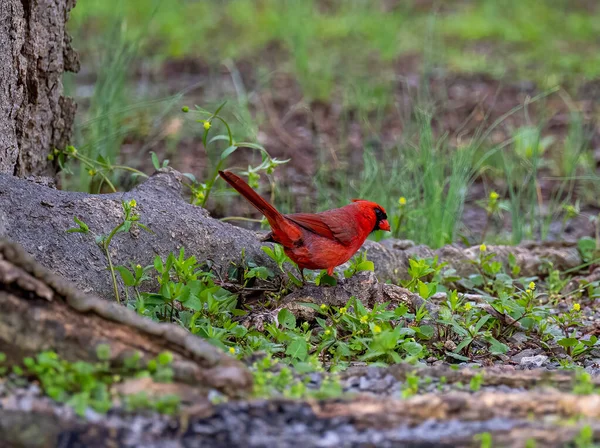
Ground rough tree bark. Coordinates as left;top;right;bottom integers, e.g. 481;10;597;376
0;238;252;395
0;0;78;176
0;240;252;395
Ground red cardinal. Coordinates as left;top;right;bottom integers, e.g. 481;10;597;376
219;170;390;280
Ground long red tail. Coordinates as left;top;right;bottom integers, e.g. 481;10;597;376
218;170;283;222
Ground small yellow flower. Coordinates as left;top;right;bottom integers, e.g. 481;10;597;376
489;191;499;200
573;303;581;312
228;347;235;355
339;307;347;315
529;281;536;291
320;304;328;311
373;325;382;334
203;120;211;130
399;197;407;206
526;289;532;295
136;264;141;269
360;315;369;324
479;244;487;252
464;303;472;311
129;199;137;208
324;329;331;336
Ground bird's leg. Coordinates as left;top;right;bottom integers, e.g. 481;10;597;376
300;268;305;286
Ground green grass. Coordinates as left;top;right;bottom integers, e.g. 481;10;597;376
71;0;600;100
309;109;484;248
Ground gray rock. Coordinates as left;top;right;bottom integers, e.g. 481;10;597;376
520;355;548;368
508;332;528;345
511;348;542;363
317;431;341;447
359;376;372;391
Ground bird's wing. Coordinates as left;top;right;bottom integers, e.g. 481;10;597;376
287;211;356;246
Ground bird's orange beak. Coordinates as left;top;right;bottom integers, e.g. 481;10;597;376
379;219;391;232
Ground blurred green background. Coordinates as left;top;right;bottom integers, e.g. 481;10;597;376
64;0;600;247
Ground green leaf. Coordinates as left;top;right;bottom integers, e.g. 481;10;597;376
418;281;429;298
236;141;268;153
286;338;308;361
208;134;231;144
137;223;154;234
293;362;316;374
354;298;368;316
157;351;173;365
150;151;160;170
415;325;435;339
121;221;132;233
115;265;136;286
298;302;323;311
449;321;470;337
221;145;238;160
578;237;597;262
67;216;90;233
154;256;164;273
558;337;579;348
454;337;473;354
316;273;337;286
184;294;203;311
229;325;248;338
287;271;303;287
474;315;491;333
445;351;470;362
177;285;191;303
246;266;273;280
397;327;416;337
356;260;375;272
394;304;409;317
278;309;296;329
159;282;172;300
73;216;89;232
486;337;509;355
183;173;197;182
213;100;227;116
95;344;111;361
403;341;424;356
469;274;484;287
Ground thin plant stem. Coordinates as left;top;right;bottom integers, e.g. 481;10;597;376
102;223;124;304
103;244;121;304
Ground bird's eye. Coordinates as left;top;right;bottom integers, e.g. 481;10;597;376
375;208;387;220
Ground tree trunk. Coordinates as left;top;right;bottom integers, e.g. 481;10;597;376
0;0;79;177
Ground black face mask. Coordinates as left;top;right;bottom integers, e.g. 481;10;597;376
373;208;388;232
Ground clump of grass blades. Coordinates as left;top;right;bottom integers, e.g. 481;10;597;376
70;17;141;192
